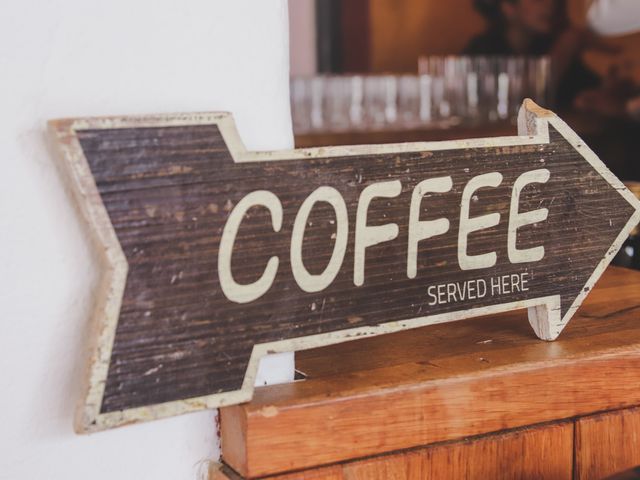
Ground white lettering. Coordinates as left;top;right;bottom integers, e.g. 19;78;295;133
407;176;452;279
508;168;550;263
354;180;402;286
427;285;438;306
291;186;349;293
459;172;503;270
218;191;282;303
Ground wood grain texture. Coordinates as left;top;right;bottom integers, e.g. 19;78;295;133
48;101;640;431
220;267;640;477
576;407;640;480
215;422;572;479
341;422;573;480
211;463;343;480
263;466;343;480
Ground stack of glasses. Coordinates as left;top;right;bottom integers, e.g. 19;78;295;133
290;55;551;134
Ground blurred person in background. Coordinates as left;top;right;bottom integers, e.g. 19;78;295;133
465;0;614;109
575;0;640;120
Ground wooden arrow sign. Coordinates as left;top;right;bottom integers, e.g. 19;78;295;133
50;100;640;432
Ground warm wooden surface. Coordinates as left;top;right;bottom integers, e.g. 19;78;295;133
220;266;640;477
215;422;573;479
576;406;640;480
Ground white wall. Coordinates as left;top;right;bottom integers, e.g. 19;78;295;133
289;0;317;75
0;1;291;478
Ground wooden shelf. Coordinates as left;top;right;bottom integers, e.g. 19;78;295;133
219;267;640;478
294;111;606;148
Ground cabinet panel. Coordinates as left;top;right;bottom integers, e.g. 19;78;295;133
341;422;573;480
214;422;574;480
576;407;640;480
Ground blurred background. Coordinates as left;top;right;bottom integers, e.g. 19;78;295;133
287;0;640;185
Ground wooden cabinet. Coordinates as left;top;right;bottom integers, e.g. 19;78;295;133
576;407;640;480
213;267;640;479
217;422;571;480
340;423;573;480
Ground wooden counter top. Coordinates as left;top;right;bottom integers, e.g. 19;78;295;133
220;266;640;478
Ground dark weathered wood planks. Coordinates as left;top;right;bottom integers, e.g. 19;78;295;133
49;101;640;431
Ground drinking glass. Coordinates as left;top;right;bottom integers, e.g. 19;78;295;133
309;76;325;130
323;76;351;131
290;77;312;133
397;75;421;128
364;75;398;128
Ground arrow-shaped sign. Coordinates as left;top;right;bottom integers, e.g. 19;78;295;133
50;100;640;432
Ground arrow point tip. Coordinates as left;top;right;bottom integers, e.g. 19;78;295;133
521;99;555;118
